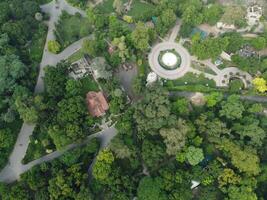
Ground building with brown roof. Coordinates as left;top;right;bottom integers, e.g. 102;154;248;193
86;91;109;117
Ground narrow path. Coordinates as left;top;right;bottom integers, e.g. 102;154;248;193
0;0;91;183
170;91;267;103
168;20;181;42
191;56;221;75
188;68;217;80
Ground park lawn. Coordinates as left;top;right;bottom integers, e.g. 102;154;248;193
29;24;48;63
97;0;128;14
55;11;92;49
167;85;222;93
165;72;221;92
127;0;155;19
169;72;217;87
68;49;84;63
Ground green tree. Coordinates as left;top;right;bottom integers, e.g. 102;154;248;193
0;128;13;149
219;95;244;120
233;121;265;147
172;98;190;116
160;119;189;155
82;38;97;56
156;9;177;36
226;185;257;200
57;96;87;124
185;146;204;166
0;54;27;94
217;139;261;176
192;37;229;60
137;177;167;200
180;0;203;26
131;22;150;52
250;37;266;50
142;140;165;169
44;63;68;98
205;92;223;107
134;87;171;138
203;4;223;25
93;149;114;182
222;32;244;53
47;40;61;54
111;36;129;62
65;79;82;97
217;168;241;188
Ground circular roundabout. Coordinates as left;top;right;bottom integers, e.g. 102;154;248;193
149;42;191;80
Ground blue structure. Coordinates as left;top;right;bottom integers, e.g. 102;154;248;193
152;16;157;24
190;28;208;39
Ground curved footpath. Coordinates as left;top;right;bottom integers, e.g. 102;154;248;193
0;0;117;183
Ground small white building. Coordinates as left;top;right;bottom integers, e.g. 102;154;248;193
146;72;158;86
191;180;200;189
246;4;262;26
216;22;235;30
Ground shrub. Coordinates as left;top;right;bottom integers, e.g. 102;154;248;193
48;40;61;54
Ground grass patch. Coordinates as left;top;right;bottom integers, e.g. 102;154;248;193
97;0;127;14
68;49;84;63
55;11;92;49
165;72;220;93
29;24;48;63
96;0;114;13
127;0;155;19
191;61;217;75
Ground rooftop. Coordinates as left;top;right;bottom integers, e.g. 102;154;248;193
86;91;109;117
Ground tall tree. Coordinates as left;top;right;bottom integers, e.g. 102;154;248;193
131;22;150;52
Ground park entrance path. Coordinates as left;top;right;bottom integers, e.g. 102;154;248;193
0;0;117;184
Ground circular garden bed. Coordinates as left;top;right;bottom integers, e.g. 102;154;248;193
158;49;181;70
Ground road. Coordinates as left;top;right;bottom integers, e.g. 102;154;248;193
0;0;96;184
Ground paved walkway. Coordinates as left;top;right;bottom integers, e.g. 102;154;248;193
0;0;95;183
